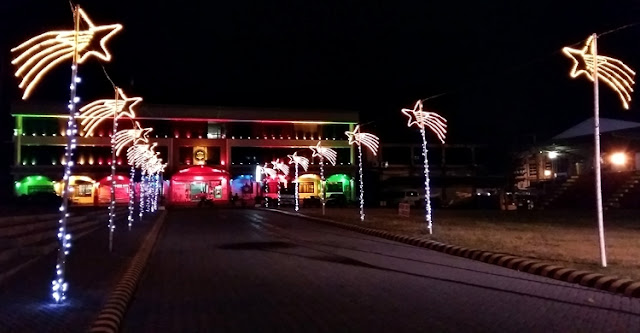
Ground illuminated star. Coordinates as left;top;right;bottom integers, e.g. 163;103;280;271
345;125;380;155
288;152;310;172
80;88;143;137
114;122;152;156
401;100;447;143
310;142;337;166
563;35;635;109
271;159;290;176
11;8;123;99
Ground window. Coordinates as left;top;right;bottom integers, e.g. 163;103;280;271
76;184;93;197
299;182;315;193
207;122;222;139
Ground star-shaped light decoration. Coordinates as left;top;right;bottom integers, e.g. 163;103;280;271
11;8;123;99
261;164;278;179
287;152;310;172
310;142;337;166
401;100;448;143
563;35;636;109
272;159;290;176
127;143;158;169
345;125;379;155
114;122;152;156
80;88;142;137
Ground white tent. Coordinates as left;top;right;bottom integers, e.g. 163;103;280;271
553;117;640;140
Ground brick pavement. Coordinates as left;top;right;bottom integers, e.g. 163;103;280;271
0;210;159;333
123;208;640;332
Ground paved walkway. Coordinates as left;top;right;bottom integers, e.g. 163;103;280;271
123;208;640;332
0;211;156;333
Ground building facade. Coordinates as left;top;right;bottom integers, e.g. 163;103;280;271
11;102;359;202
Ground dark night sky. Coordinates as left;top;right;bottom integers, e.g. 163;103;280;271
2;0;640;147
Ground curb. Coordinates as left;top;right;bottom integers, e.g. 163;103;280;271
265;209;640;298
88;211;168;333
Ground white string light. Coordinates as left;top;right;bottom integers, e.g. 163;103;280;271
288;152;309;211
261;164;277;208
345;125;380;221
401;100;447;234
271;159;290;207
310;142;337;215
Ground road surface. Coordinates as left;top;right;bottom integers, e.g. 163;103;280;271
123;208;640;332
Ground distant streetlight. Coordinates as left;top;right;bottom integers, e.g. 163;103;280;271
548;151;559;159
610;152;627;166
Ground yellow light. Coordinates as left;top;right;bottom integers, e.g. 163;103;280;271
563;35;636;109
80;88;142;137
610;152;627;166
345;125;380;156
401;100;447;143
544;170;552;177
11;8;123;100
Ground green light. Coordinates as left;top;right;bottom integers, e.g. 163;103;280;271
15;182;21;188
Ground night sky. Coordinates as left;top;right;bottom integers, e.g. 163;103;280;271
2;0;640;147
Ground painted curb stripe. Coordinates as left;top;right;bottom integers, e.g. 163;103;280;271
88;211;167;333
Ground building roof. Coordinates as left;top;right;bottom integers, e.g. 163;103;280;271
553;117;640;140
11;102;359;124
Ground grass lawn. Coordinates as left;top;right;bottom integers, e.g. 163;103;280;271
285;206;640;281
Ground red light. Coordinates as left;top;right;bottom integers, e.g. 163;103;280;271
221;160;226;166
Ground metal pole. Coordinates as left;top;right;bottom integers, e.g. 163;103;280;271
592;33;607;267
108;88;118;252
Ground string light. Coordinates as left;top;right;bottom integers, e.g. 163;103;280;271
261;164;277;208
271;159;290;207
79;88;142;137
10;8;122;100
345;125;380;221
287;152;309;211
310;142;337;215
563;35;636;109
402;100;448;234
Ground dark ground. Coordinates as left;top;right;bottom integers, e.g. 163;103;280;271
123;208;640;332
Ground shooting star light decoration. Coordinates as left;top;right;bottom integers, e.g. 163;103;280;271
562;34;635;268
272;159;290;207
402;100;448;234
80;88;142;137
345;125;379;221
116;122;152;230
11;8;122;99
12;5;123;303
114;122;152;156
288;152;310;211
261;164;277;208
562;35;635;109
310;142;337;215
